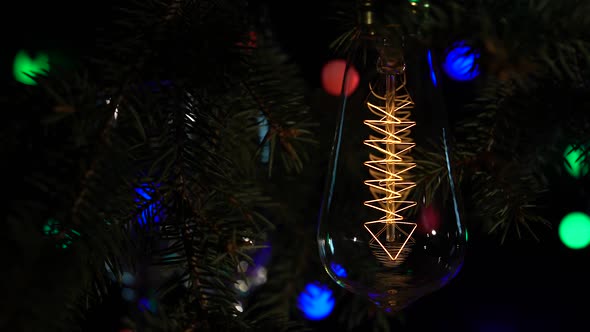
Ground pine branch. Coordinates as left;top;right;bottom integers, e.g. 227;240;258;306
241;40;317;177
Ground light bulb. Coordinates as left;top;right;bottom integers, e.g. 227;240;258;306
317;24;467;313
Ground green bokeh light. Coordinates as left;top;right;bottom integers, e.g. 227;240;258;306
559;212;590;250
42;218;80;249
43;218;61;236
13;49;50;85
564;144;589;179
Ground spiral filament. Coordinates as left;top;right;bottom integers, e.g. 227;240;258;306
363;72;417;265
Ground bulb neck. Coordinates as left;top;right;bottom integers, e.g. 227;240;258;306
358;0;376;37
376;35;405;75
357;0;406;74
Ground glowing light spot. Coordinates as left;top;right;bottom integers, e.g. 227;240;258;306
297;282;335;320
43;219;61;236
252;267;267;286
321;59;360;96
13;49;50;85
135;184;163;225
442;41;480;81
138;297;157;313
564;144;588;179
235;280;249;292
559;211;590;249
42;218;79;249
330;262;347;277
427;50;438;87
328;235;334;254
235;302;244;312
418;205;441;234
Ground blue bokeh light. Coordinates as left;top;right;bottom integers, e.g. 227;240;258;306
134;184;163;225
442;42;480;81
330;262;347;278
427;50;438;87
297;282;335;320
138;297;157;313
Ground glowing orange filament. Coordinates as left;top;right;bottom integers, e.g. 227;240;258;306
363;72;417;262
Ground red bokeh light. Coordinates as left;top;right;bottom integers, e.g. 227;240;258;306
237;31;257;53
321;59;360;97
417;205;442;234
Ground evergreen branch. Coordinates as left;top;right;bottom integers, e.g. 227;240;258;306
241;40;317;177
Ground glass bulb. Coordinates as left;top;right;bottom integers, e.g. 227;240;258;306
317;30;467;313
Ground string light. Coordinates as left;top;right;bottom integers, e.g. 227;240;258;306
363;72;417;265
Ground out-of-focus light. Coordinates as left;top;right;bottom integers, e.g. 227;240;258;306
321;59;360;97
330;262;347;278
559;211;590;249
235;279;249;293
138;297;157;313
564;144;588;179
250;266;268;286
427;50;438;87
442;41;480;81
258;113;270;163
135;184;163;225
13;49;49;85
122;272;135;285
297;282;335;320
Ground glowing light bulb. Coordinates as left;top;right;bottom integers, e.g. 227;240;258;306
318;23;466;314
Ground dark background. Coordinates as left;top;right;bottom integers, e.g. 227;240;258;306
2;1;589;331
267;2;590;331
